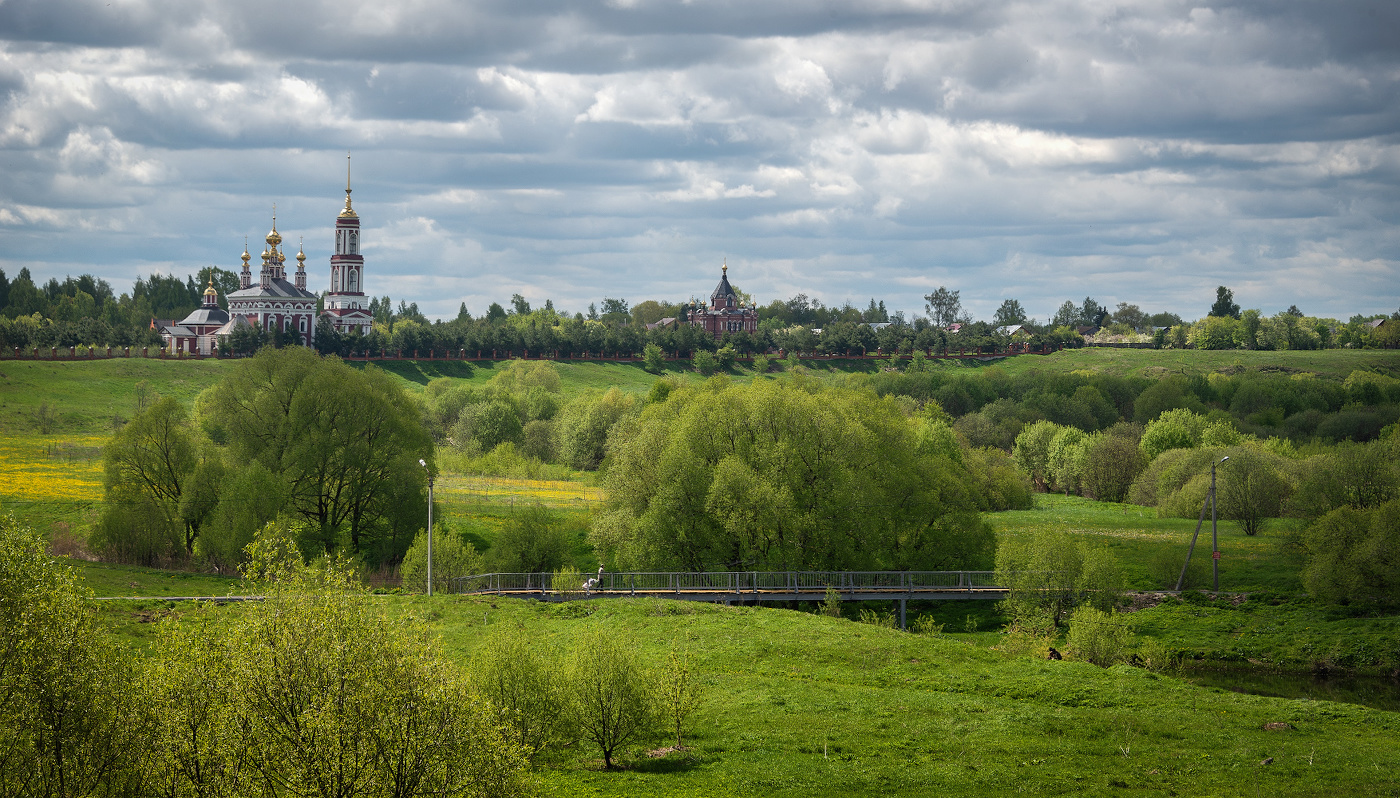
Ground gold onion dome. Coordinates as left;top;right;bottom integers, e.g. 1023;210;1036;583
296;246;306;264
203;276;217;298
266;228;282;247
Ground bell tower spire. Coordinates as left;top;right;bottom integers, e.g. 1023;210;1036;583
326;153;368;336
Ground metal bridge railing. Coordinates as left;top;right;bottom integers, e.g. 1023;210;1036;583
447;570;1001;596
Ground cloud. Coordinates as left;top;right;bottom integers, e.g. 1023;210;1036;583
0;0;1396;321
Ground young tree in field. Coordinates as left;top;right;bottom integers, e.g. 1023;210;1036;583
659;641;704;749
923;286;962;328
1216;451;1291;536
567;629;655;769
471;629;568;762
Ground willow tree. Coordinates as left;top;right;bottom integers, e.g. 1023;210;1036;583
593;376;994;571
201;347;432;564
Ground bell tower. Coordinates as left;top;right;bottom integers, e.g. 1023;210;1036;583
328;153;365;308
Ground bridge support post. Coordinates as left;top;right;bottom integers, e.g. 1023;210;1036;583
899;599;907;631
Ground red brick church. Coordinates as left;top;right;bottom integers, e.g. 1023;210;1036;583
688;262;758;340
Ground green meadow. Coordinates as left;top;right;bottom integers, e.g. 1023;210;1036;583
85;591;1400;797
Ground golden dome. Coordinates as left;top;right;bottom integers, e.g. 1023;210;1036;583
203;276;217;298
266;228;282;247
296;246;306;264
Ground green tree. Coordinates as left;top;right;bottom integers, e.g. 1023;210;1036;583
400;530;484;594
1216;450;1291;536
567;628;655;769
642;343;665;374
94;396;208;562
923;286;962;328
556;388;640;471
151;523;526;798
996;530;1123;627
660;641;703;748
201;460;285;573
992;298;1027;328
0;516;145;796
1081;431;1145;503
1300;501;1400;607
1209;285;1241;319
455;400;524;454
489;503;571;573
471;628;569;762
693;348;717;375
596;379;993;571
1013;420;1060;491
203;347;432;563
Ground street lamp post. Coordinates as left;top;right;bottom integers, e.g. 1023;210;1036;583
419;458;433;597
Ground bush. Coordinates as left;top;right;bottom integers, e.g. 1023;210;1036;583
751;353;770;375
489;503;572;573
693;349;717;376
471;628;568;762
1065;606;1134;666
400;529;484;594
643;343;665;374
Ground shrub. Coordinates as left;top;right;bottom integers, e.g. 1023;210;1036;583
642;343;665;374
489;503;572;573
1065;606;1134;666
693;349;717;375
400;529;484;594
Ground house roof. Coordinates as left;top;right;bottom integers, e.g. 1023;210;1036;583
178;306;230;327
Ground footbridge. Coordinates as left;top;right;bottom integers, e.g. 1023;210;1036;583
449;570;1007;628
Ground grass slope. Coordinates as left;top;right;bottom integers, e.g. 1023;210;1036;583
986;494;1304;594
93;593;1400;797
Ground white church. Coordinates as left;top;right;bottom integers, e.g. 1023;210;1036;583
156;158;375;355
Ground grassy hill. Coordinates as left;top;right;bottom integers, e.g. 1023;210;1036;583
87;591;1400;797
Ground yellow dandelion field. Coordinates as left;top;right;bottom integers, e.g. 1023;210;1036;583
0;435;106;503
438;474;602;508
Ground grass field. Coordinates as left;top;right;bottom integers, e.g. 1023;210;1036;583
986;494;1305;594
86;591;1400;797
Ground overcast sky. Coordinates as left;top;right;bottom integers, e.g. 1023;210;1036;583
2;0;1397;323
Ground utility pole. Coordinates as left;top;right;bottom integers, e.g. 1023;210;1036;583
1211;456;1227;591
420;459;433;597
1176;455;1228;592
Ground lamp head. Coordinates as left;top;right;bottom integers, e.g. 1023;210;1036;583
419;459;427;468
1219;456;1229;464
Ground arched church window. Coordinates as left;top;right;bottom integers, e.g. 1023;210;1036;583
349;231;357;254
349;270;358;292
